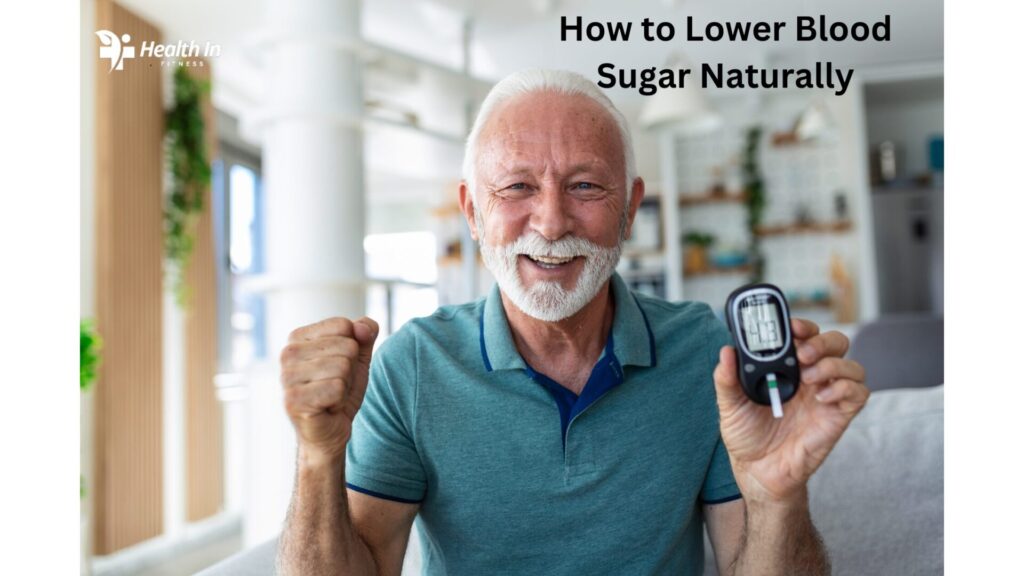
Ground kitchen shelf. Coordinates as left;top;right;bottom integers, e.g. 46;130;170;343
789;298;833;310
437;253;483;267
431;204;463;218
755;220;853;237
678;191;748;207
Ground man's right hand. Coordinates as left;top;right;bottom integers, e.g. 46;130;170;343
280;316;380;465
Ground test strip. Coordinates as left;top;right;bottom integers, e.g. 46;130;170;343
766;372;784;419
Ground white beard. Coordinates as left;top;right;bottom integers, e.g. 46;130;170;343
479;227;623;322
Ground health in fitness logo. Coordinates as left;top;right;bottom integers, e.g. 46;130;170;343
95;30;221;72
96;30;135;72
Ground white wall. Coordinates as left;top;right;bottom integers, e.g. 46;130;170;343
81;0;95;320
81;1;96;569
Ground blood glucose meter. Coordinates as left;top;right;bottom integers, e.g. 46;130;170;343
724;283;800;418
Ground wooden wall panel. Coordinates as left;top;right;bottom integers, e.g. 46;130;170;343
93;0;164;555
184;61;224;522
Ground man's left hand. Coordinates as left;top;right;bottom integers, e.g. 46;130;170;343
713;318;869;505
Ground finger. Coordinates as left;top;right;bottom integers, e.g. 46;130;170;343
713;345;750;413
352;316;380;366
288;317;356;343
814;378;870;410
796;330;850;365
284;377;345;414
281;356;352;387
801;357;866;385
280;336;360;364
791;317;820;340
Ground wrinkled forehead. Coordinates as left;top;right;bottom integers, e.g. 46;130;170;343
474;91;626;179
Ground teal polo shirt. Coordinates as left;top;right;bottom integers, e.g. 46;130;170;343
346;273;741;575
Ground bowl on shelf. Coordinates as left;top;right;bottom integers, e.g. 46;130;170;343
710;250;748;269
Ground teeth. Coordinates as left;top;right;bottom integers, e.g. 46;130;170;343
530;255;574;265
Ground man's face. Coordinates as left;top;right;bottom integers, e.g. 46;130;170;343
465;91;642;321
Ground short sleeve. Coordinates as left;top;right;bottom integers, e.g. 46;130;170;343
701;311;742;504
700;437;741;503
345;333;427;503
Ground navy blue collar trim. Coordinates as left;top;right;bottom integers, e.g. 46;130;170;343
479;303;493;372
633;293;657;367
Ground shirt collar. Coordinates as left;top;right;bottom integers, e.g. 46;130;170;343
479;272;656;372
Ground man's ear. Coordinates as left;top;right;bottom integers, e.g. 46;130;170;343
458;181;479;241
623;177;646;240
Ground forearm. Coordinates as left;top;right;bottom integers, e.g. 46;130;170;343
730;490;830;576
277;451;378;576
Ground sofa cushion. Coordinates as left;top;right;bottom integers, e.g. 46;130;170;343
847;315;944;391
704;385;944;575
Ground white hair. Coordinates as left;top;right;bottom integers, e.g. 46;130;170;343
462;69;638;204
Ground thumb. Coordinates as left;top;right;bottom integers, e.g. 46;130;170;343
713;345;750;414
352;316;380;367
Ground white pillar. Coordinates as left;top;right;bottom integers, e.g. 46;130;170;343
658;131;683;301
242;0;366;546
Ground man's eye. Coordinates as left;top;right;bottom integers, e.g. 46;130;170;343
573;182;601;191
507;183;527;190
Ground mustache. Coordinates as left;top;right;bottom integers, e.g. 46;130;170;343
494;232;610;259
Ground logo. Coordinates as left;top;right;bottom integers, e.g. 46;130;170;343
96;30;135;72
96;30;221;72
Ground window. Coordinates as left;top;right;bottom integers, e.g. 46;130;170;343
364;232;439;337
213;147;267;371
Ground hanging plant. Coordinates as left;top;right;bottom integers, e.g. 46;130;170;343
742;126;766;283
165;66;212;306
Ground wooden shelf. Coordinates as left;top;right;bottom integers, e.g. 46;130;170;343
678;191;747;207
431;204;463;218
684;264;752;277
755;220;853;237
790;298;833;310
437;253;483;267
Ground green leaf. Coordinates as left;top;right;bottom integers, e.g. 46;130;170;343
80;320;102;392
163;67;212;309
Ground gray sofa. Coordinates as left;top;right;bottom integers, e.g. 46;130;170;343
847;314;943;391
200;385;943;575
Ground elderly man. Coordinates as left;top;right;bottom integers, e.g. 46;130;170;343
277;69;868;575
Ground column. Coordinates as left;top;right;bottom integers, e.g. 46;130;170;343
242;0;365;546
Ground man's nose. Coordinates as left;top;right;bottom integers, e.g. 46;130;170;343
530;184;572;241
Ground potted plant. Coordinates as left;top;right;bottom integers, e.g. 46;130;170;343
683;231;716;273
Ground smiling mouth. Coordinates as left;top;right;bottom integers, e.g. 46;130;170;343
523;255;580;269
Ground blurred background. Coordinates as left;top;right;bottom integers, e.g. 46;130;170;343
79;0;943;573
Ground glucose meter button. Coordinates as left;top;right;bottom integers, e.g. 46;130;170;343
785;357;796;367
744;363;756;373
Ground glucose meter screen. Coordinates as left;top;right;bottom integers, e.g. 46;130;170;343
741;302;783;353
